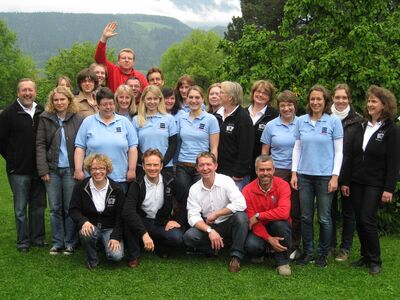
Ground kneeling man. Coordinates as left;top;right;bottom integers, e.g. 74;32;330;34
123;149;187;266
243;155;292;276
183;152;248;273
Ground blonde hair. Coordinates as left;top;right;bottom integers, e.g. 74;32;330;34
118;48;135;60
221;81;243;106
137;85;166;127
114;85;137;116
46;86;78;114
84;153;113;174
250;80;276;106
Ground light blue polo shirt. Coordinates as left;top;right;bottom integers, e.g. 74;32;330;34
260;116;297;170
294;113;343;176
178;111;220;163
75;113;138;182
132;113;177;167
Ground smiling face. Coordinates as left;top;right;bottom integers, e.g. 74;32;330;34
144;91;160;114
366;95;384;120
333;89;350;112
90;159;108;184
256;160;275;188
279;101;295;122
208;86;221;109
118;51;134;72
126;79;141;98
252;88;270;107
93;65;106;86
164;94;176;112
187;89;203;113
99;98;115;119
142;154;163;182
80;77;95;94
117;91;132;112
309;90;325;116
52;92;70;114
17;80;36;109
196;156;217;182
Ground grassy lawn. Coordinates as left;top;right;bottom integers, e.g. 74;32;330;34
0;157;399;299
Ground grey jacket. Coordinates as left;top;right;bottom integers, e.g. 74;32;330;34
36;111;83;176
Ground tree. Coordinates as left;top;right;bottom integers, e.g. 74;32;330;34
219;0;400;110
160;30;224;88
36;42;116;101
225;0;287;42
0;20;37;108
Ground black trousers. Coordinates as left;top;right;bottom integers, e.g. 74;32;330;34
350;182;382;265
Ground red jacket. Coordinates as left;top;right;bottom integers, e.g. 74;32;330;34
243;177;291;240
95;41;148;92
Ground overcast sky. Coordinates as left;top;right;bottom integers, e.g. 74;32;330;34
0;0;241;27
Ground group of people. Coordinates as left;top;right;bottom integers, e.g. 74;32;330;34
0;22;399;277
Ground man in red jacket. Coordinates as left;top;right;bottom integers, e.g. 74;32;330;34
243;154;292;276
95;22;148;92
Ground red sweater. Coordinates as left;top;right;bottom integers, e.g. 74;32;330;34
243;177;291;240
95;41;148;92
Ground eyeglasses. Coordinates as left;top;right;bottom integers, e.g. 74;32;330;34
90;167;106;172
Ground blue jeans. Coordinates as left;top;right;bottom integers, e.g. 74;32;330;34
7;174;46;249
245;221;291;266
298;174;333;256
183;212;248;259
233;175;250;192
45;167;77;249
80;227;124;267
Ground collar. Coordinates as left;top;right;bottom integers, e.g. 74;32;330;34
304;113;329;123
331;104;350;121
89;177;109;192
216;105;239;119
248;105;267;116
144;174;163;187
277;115;297;126
17;98;37;112
200;173;222;190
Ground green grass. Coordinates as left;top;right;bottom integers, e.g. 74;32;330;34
0;157;399;299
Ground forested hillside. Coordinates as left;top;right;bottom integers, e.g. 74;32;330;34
0;12;193;71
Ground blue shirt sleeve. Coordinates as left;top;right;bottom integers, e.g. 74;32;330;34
123;118;138;148
74;116;91;149
167;114;177;136
260;122;272;145
208;114;220;134
332;115;344;139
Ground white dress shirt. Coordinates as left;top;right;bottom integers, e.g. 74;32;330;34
187;173;247;227
17;99;37;119
362;121;382;151
142;174;164;219
89;178;109;213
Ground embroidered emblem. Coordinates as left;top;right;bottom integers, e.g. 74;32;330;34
376;131;384;141
107;196;116;206
321;127;327;135
258;123;266;131
199;123;205;130
226;125;234;132
116;127;122;133
160;122;166;129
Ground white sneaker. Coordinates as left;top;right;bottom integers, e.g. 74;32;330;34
289;249;301;260
277;264;292;276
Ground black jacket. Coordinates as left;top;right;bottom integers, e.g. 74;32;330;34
69;177;125;241
214;106;255;178
338;107;363;184
341;119;400;193
36;111;83;176
246;105;279;179
122;171;188;236
0;100;44;175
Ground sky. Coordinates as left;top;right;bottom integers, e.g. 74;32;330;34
0;0;241;27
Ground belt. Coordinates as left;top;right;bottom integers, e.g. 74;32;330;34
177;161;196;168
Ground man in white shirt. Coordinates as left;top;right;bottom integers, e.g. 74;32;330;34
183;152;248;272
123;149;187;266
0;79;46;252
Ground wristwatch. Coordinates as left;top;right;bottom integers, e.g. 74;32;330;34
255;213;260;220
206;226;212;233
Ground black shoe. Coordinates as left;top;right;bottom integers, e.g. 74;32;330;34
350;257;368;268
296;253;315;266
315;255;328;268
17;247;29;253
32;241;49;248
369;263;381;275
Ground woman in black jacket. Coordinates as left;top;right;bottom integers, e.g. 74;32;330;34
246;80;278;180
341;85;399;275
329;84;363;261
36;86;83;255
69;154;126;270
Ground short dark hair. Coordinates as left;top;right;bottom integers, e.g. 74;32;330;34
162;87;181;115
196;152;217;165
96;87;114;105
254;154;274;169
147;66;164;81
142;148;164;164
76;68;99;92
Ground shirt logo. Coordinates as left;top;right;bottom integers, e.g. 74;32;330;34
321;127;327;135
116;127;122;133
376;131;385;141
226;125;234;132
107;196;116;206
258;123;266;131
166;187;171;196
199;123;205;130
160;122;166;129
